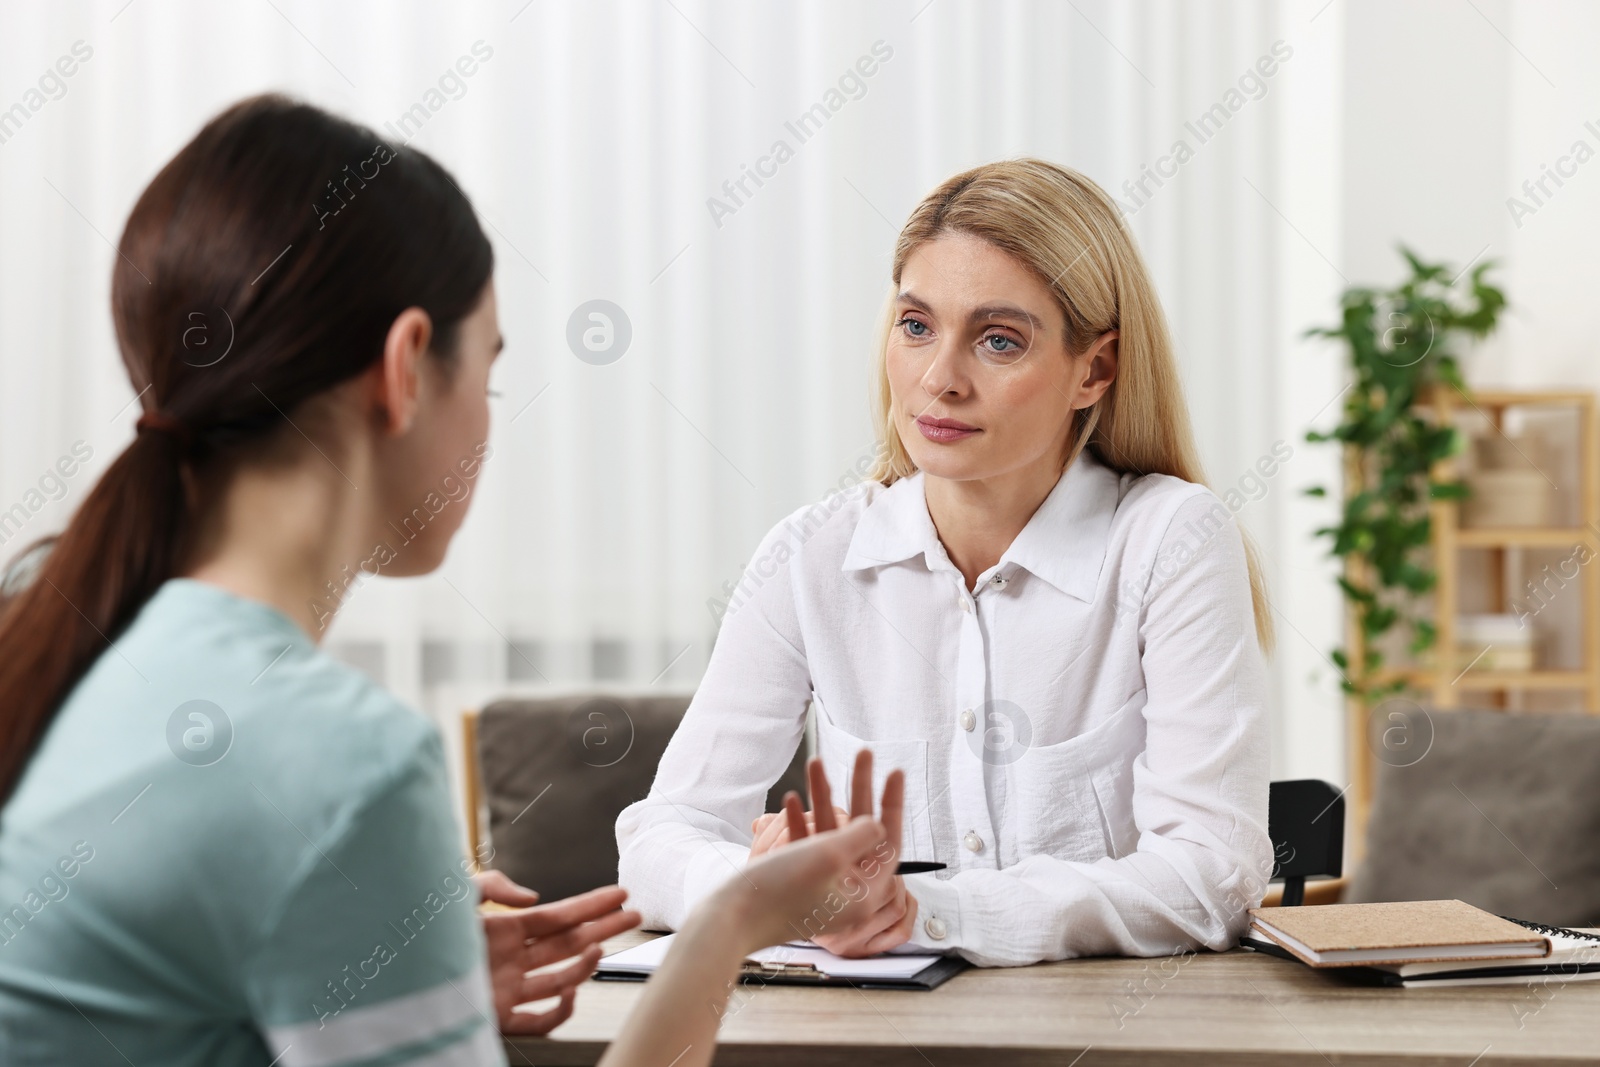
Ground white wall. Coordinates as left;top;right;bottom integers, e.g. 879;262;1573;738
1342;0;1512;286
1501;2;1600;387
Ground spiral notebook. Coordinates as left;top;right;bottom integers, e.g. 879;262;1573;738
594;933;967;990
1244;908;1600;987
1360;918;1600;987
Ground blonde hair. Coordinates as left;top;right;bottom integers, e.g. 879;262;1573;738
867;158;1274;653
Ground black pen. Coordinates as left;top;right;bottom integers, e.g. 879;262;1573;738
894;861;946;875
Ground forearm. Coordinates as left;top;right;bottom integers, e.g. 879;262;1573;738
596;904;753;1067
904;836;1272;968
616;808;752;930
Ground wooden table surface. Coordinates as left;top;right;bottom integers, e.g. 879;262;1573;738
505;931;1600;1066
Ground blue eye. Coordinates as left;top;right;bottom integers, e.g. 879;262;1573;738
982;333;1027;358
976;332;1029;366
894;316;929;338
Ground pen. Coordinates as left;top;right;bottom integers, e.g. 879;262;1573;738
894;861;946;874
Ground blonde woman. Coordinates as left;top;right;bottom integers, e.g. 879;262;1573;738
616;159;1275;968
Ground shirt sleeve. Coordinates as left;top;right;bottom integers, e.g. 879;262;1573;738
902;490;1274;967
244;727;505;1067
615;508;815;931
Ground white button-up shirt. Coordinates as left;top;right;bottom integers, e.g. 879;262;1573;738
616;447;1272;967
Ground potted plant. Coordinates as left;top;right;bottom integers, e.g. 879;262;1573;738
1304;248;1507;704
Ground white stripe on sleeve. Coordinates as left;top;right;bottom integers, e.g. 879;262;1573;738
263;965;500;1067
402;1019;504;1067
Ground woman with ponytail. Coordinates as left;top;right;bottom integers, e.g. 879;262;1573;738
619;159;1277;969
0;95;904;1067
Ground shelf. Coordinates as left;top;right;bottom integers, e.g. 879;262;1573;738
1426;387;1594;409
1376;668;1593;691
1344;387;1600;852
1456;527;1595;548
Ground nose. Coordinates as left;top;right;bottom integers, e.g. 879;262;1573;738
919;339;970;403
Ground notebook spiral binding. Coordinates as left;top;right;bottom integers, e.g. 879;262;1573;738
1498;915;1600;944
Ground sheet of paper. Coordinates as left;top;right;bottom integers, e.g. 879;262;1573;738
599;934;677;974
600;933;943;980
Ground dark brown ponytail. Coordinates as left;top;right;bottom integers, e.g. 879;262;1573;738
0;94;492;802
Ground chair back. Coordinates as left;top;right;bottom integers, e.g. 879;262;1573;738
1347;708;1600;926
1268;779;1345;906
466;694;806;901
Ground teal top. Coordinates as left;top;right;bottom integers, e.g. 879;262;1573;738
0;579;505;1066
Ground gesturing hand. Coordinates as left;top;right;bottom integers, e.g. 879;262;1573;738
474;871;642;1035
714;781;898;957
747;750;919;958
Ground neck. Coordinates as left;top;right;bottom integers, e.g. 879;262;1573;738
184;444;376;641
923;450;1072;591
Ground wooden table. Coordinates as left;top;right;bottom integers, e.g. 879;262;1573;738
505;931;1600;1066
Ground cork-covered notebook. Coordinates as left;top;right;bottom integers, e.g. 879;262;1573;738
1247;899;1553;967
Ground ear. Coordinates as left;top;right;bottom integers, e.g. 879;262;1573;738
1073;329;1118;409
367;307;434;435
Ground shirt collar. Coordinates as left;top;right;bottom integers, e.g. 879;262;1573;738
841;448;1121;602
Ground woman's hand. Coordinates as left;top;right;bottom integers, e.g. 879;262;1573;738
748;805;848;858
474;871;642;1035
738;750;918;957
711;777;901;955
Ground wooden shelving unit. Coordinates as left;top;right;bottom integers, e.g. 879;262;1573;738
1344;389;1600;840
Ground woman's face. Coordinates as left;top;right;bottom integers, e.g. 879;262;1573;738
885;233;1116;488
378;279;502;575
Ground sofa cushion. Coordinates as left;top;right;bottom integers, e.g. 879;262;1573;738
1347;707;1600;926
476;694;806;901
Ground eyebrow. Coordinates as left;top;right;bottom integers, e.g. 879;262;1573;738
895;291;1047;332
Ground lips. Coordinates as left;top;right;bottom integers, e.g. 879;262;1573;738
915;415;980;443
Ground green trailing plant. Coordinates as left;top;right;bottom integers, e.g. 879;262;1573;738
1304;247;1507;703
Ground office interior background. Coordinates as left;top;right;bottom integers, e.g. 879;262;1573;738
1;0;1593;803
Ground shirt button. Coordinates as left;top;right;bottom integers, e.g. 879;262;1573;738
924;916;948;941
991;575;1008;589
963;831;984;853
959;708;976;732
958;596;972;613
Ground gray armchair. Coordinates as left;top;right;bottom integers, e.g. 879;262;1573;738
465;694;807;901
1346;707;1600;926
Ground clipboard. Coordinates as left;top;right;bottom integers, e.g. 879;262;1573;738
593;933;968;991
